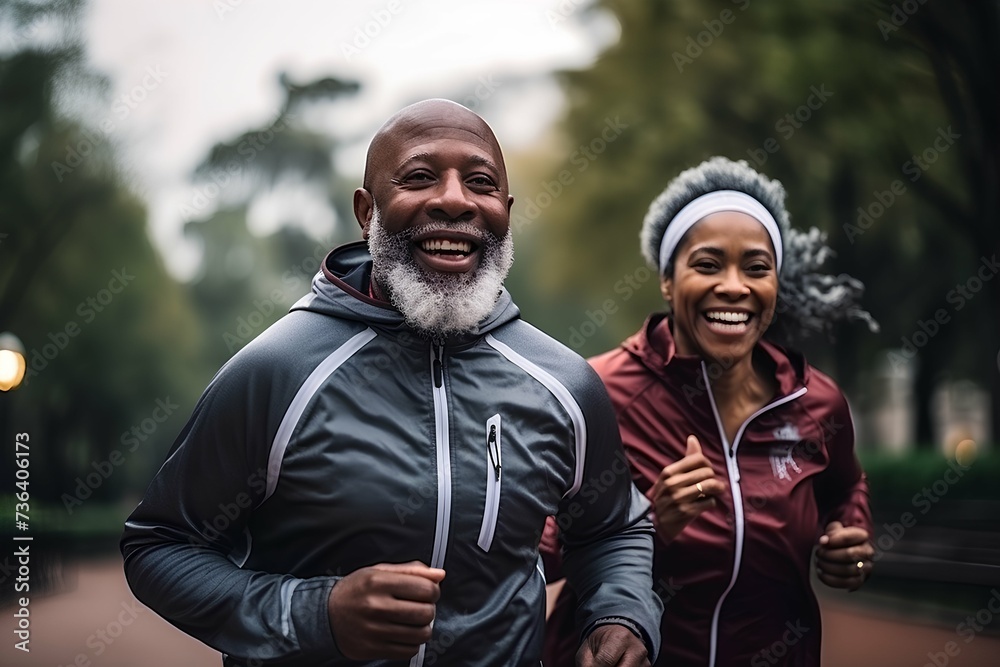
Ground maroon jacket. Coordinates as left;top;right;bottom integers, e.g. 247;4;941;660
542;314;872;667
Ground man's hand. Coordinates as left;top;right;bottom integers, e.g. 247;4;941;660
815;521;873;591
328;561;446;660
646;435;725;543
576;624;650;667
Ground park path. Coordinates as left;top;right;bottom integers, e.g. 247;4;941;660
2;557;998;666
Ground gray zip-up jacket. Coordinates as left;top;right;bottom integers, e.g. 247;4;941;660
121;242;662;666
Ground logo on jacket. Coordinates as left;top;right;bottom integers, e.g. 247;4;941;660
772;423;801;441
769;443;802;481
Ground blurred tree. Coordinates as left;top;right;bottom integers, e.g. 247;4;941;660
521;0;992;447
183;72;361;370
184;208;330;367
0;0;206;507
877;0;1000;452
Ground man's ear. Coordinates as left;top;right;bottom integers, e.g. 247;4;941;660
354;188;375;239
507;194;514;215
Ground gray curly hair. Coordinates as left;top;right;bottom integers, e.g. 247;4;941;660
640;156;878;340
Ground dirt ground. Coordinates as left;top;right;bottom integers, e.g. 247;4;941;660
1;558;997;666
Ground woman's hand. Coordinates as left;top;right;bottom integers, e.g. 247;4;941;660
646;435;726;544
815;521;873;591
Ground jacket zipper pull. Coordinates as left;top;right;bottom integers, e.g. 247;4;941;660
432;344;443;388
488;424;501;481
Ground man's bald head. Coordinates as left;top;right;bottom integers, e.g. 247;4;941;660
362;99;508;194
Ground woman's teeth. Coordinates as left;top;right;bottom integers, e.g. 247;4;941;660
705;311;750;323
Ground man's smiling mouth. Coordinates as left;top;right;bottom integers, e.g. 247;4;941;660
411;231;484;273
419;238;475;256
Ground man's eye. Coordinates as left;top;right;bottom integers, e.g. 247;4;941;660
468;175;497;188
396;171;433;184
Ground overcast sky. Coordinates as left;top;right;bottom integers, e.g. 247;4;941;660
72;0;617;279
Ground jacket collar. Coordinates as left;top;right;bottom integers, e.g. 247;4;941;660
623;313;809;397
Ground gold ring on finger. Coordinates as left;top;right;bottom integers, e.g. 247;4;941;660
696;482;706;499
856;561;864;570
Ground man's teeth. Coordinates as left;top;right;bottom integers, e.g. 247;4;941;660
705;311;750;323
420;239;473;254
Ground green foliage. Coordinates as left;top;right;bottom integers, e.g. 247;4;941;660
184;207;335;369
860;449;999;506
181;73;363;371
511;0;996;445
0;4;207;504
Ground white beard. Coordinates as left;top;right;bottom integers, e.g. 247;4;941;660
367;204;514;337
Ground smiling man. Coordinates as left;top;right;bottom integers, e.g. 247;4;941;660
122;99;661;667
359;100;515;338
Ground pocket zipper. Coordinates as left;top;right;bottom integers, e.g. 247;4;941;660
478;414;502;552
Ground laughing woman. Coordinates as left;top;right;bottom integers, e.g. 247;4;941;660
543;157;878;666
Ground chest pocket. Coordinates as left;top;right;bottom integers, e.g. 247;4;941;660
478;413;502;552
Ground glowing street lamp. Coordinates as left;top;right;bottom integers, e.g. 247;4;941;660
0;332;26;391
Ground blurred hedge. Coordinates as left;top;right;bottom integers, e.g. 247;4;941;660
859;448;998;507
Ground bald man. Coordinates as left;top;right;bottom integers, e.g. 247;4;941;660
122;100;662;667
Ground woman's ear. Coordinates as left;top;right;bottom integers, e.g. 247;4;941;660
659;275;672;305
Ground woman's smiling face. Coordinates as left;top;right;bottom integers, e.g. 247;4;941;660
661;211;779;363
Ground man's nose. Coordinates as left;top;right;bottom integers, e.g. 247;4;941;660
426;171;474;222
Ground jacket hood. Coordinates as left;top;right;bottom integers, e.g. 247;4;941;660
290;241;521;346
622;312;809;397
